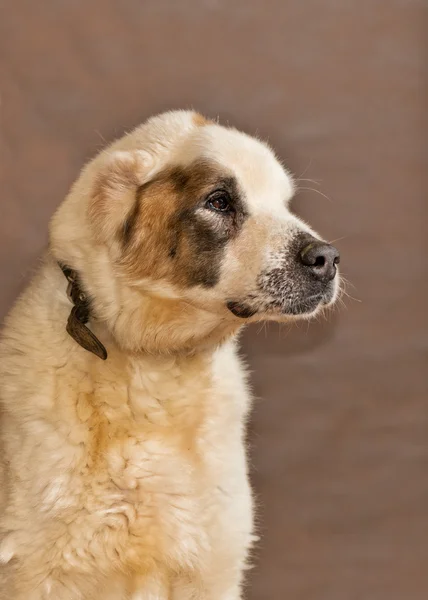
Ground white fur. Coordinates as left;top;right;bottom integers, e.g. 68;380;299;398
0;111;338;599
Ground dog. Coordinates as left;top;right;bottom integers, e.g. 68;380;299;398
0;110;340;599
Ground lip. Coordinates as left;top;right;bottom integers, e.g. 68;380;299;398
285;293;324;315
320;284;337;306
227;287;335;320
226;301;257;319
287;286;337;314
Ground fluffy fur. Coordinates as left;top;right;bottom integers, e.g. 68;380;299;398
0;110;339;599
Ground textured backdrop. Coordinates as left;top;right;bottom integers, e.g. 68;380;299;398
0;1;427;598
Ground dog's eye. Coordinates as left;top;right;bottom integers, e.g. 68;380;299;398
205;192;232;213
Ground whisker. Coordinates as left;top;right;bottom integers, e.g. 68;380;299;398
256;322;267;336
295;159;313;180
335;295;348;311
94;129;107;144
296;187;333;203
339;274;358;291
320;308;330;322
340;289;363;303
279;322;290;339
327;236;349;245
338;277;362;304
297;177;322;187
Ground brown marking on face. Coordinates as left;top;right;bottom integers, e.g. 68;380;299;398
192;112;212;127
112;160;248;289
122;194;142;246
119;174;183;283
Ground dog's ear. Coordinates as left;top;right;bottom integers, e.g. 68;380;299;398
88;150;155;243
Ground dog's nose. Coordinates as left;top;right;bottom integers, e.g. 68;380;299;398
299;241;340;282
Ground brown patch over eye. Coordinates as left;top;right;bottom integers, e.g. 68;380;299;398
117;160;248;289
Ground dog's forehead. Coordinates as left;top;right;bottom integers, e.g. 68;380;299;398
175;124;295;215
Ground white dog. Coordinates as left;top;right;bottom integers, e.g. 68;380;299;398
0;111;340;599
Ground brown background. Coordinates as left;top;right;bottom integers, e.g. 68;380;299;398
0;1;427;598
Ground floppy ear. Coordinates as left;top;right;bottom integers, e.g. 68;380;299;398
88;150;155;243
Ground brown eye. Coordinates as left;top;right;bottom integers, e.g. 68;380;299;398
205;192;232;213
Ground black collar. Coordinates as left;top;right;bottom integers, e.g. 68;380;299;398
59;263;107;361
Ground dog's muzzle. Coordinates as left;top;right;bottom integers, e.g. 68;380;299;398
227;234;340;319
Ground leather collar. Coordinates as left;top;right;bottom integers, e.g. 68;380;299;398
59;263;108;361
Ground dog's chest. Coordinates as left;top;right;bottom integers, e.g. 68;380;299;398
64;354;240;572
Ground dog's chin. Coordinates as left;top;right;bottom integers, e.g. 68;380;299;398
227;285;338;322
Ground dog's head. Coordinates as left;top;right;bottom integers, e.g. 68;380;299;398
50;111;340;354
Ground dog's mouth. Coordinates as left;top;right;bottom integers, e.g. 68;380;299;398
227;285;337;320
226;301;259;319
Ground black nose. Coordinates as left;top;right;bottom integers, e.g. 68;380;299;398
299;241;340;282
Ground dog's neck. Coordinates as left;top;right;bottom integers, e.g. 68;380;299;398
57;261;241;360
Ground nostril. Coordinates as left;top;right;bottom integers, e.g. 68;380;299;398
314;255;326;268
